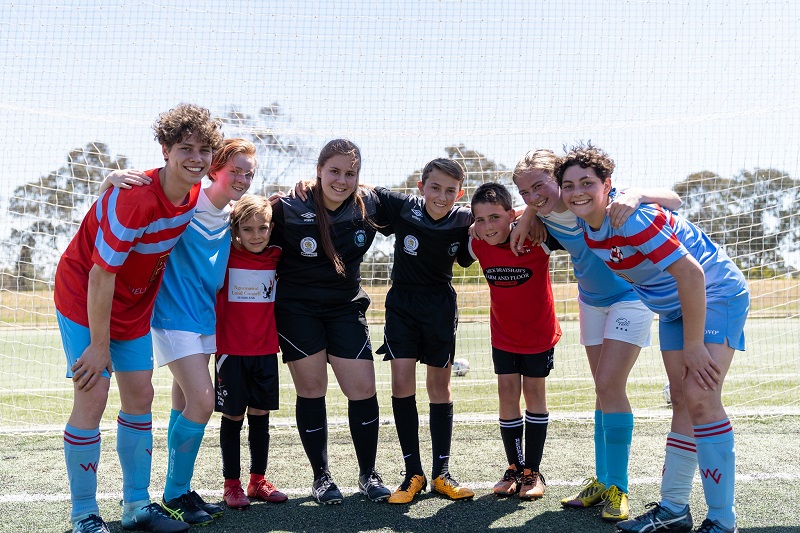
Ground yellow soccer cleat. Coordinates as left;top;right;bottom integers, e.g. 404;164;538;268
388;473;427;504
560;476;607;508
431;472;475;500
601;485;630;522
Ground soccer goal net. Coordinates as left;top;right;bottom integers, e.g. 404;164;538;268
1;0;798;432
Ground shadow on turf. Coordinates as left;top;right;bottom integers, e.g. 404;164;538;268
96;493;623;533
90;494;796;533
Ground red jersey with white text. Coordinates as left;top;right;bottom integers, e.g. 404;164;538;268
469;237;561;354
215;244;282;356
54;168;200;340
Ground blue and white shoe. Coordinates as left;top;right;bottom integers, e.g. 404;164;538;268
121;502;189;532
72;514;110;533
616;502;693;532
694;518;738;533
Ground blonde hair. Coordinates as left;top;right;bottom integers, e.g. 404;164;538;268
230;194;272;251
512;149;558;183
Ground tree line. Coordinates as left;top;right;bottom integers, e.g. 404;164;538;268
3;106;798;290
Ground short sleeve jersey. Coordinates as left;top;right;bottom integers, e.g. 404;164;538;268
150;187;232;334
469;236;562;354
54;168;200;340
577;203;747;321
216;244;282;355
539;208;637;307
271;187;382;293
374;186;474;289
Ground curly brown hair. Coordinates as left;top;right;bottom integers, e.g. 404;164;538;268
152;103;224;151
554;141;615;185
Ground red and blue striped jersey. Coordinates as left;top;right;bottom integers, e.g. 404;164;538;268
55;168;200;339
577;203;746;321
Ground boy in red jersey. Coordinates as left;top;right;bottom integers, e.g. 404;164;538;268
54;103;223;533
468;182;562;501
214;195;288;510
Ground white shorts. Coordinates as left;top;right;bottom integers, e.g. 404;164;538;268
152;328;217;367
579;298;653;348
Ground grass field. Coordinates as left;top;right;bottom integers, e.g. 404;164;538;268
1;317;799;431
1;417;798;532
0;284;798;531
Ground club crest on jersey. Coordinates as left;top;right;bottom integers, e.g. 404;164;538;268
300;212;316;222
448;242;459;256
610;246;624;263
411;208;424;221
301;237;318;257
354;229;367;247
403;235;419;256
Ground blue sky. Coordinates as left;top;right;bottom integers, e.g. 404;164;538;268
1;0;798;196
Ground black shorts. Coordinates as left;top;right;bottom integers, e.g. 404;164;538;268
376;285;457;368
276;286;373;363
492;347;554;378
214;354;279;415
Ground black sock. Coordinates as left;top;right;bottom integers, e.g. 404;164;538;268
430;402;453;478
247;412;270;476
392;395;424;476
220;416;244;480
524;411;549;472
348;394;379;476
295;395;328;479
499;416;524;469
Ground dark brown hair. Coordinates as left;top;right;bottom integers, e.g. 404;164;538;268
554;141;616;185
312;139;370;276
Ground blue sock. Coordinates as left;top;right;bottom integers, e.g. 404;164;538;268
695;418;736;529
167;408;181;450
603;412;633;493
64;424;101;523
116;411;153;504
594;410;607;486
164;414;206;501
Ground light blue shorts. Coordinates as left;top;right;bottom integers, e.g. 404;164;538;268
658;289;750;351
57;311;155;377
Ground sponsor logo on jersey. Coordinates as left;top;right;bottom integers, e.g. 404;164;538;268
263;279;274;299
147;253;170;284
483;266;532;287
301;237;318;257
448;242;459;256
403;235;419;256
411;208;423;221
300;212;316;222
610;246;624;263
617;271;635;283
354;229;367;247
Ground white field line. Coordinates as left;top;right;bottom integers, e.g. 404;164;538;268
2;472;798;504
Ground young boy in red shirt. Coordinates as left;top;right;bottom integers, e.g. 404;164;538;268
468;182;562;500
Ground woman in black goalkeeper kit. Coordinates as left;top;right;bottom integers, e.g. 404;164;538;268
271;139;391;504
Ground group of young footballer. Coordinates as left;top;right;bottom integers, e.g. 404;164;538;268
56;103;748;533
